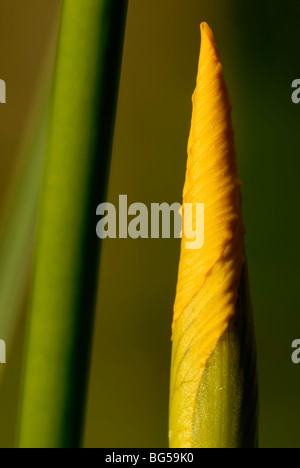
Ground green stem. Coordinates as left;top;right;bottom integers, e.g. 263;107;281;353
0;22;59;377
0;105;48;355
18;0;128;448
190;261;259;448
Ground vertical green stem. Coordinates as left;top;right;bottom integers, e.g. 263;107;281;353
18;0;128;448
191;261;259;448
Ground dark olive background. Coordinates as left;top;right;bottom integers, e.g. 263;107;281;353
0;0;300;448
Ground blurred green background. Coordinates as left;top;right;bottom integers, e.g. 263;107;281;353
0;0;300;448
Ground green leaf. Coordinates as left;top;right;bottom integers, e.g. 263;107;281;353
18;0;128;448
191;261;259;448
